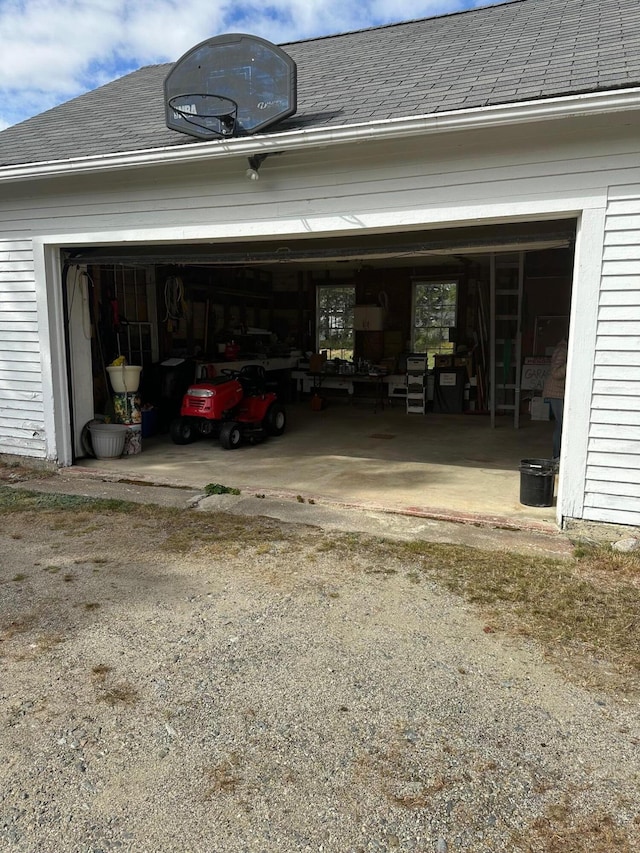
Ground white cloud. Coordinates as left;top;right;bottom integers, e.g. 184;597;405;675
0;0;505;128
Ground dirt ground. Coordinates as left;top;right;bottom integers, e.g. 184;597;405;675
0;481;639;852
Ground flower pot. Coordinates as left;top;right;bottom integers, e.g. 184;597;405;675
107;365;142;393
89;423;127;459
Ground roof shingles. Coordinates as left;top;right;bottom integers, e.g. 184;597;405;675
1;0;639;168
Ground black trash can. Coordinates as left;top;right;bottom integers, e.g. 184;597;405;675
519;458;556;507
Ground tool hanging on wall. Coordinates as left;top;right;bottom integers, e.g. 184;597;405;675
163;275;187;332
203;298;210;352
110;298;120;348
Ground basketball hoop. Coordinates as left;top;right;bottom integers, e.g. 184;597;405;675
168;94;239;138
164;34;297;141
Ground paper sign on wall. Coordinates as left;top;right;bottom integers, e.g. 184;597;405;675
439;373;457;386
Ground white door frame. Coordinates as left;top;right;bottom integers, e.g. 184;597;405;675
35;201;600;527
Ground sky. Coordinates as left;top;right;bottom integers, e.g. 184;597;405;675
0;0;507;130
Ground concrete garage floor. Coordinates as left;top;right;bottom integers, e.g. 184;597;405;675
77;400;560;532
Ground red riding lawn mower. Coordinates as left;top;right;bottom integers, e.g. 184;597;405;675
170;365;286;450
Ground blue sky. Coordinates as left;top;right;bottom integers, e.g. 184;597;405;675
0;0;506;130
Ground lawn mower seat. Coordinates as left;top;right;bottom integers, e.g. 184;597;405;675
239;364;267;395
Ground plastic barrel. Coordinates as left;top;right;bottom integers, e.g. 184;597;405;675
141;407;157;438
519;458;556;507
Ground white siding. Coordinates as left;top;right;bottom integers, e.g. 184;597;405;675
0;238;46;457
585;185;640;525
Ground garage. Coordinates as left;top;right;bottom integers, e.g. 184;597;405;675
60;217;575;524
1;0;639;529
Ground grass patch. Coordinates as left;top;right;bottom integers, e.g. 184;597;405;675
162;513;294;554
204;753;243;797
0;482;637;695
97;682;139;706
39;633;65;651
0;485;134;514
91;664;112;682
204;483;241;496
0;461;53;482
1;615;37;640
512;795;635;852
386;539;640;692
365;566;398;576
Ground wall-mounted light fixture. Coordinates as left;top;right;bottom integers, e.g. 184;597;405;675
245;154;268;180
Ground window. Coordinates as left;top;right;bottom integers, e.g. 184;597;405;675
412;280;458;365
316;285;355;360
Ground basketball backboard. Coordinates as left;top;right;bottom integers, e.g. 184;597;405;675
164;33;297;140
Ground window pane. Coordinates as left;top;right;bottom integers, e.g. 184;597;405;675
413;281;457;363
317;285;355;360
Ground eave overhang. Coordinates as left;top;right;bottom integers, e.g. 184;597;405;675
1;87;640;185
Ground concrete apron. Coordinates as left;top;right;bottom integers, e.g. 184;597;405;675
74;403;560;535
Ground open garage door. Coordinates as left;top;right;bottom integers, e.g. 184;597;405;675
61;218;576;522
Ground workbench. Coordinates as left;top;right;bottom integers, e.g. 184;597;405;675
196;356;299;380
291;370;391;411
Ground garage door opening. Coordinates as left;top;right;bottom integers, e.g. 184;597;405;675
62;218;576;522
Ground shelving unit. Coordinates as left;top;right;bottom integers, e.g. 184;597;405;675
406;355;428;414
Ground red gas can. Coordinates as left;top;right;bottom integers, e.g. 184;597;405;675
224;341;240;360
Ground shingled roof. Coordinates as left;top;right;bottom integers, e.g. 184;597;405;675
1;0;639;168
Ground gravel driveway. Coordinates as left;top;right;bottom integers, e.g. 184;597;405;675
0;496;638;852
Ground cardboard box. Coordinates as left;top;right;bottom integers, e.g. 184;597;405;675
454;356;474;379
434;354;453;368
309;353;327;373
